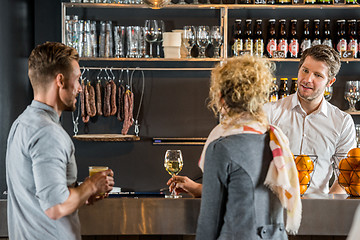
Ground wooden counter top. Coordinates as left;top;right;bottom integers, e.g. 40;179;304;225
1;194;359;237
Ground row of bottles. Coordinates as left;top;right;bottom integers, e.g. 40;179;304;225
232;18;360;59
269;78;297;102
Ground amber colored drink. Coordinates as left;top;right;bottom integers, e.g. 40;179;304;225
89;166;108;177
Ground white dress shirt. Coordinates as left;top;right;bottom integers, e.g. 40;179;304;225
264;93;356;194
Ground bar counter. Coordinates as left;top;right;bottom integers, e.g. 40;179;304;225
1;194;359;237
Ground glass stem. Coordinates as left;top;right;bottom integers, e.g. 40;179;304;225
149;43;153;58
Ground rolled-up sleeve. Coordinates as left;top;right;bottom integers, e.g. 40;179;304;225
29;126;70;211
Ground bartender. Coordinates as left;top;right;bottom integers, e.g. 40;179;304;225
168;45;356;196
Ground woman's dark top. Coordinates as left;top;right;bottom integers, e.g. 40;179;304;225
196;133;288;240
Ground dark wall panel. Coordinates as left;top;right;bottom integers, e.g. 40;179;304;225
0;0;34;198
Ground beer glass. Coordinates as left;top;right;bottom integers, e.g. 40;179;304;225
114;26;126;58
183;26;196;58
324;86;333;101
211;26;222;58
197;26;210;58
164;150;183;198
344;81;360;112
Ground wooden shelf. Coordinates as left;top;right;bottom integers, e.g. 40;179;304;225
73;134;140;142
64;2;360;9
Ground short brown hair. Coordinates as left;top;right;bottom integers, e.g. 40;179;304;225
299;45;341;81
208;55;275;126
28;42;79;89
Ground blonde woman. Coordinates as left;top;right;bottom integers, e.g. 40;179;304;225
179;55;300;239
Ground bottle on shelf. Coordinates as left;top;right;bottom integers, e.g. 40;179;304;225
278;0;291;4
266;19;277;58
300;19;311;56
289;19;299;58
244;19;253;55
347;19;358;58
346;0;357;4
278;19;288;58
317;0;332;4
267;0;275;4
336;19;347;57
254;19;264;57
312;19;322;47
290;78;298;94
322;19;333;48
72;15;80;54
305;0;316;4
278;78;289;99
232;19;243;56
269;78;279;102
105;21;113;58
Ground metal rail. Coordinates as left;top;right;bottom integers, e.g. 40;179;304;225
80;66;214;71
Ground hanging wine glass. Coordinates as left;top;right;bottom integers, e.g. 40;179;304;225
183;26;196;58
164;150;183;198
197;26;210;58
210;26;222;58
324;86;333;101
144;20;158;58
155;20;165;58
344;80;360;112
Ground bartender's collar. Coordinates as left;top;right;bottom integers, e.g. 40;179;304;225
291;93;328;117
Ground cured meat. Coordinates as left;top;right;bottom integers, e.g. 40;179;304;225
80;80;86;117
117;85;125;121
121;89;134;135
88;84;97;117
96;81;103;116
103;81;112;117
110;80;117;116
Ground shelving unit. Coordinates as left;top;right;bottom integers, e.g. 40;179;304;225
62;2;360;121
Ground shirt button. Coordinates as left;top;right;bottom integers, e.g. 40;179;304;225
263;229;267;233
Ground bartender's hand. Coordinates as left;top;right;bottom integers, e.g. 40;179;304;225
167;175;202;198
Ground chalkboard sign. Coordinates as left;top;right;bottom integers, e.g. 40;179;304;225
273;51;286;58
341;50;354;59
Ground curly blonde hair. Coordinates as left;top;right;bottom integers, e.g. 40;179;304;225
208;55;275;127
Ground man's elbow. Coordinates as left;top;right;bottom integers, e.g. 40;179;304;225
45;205;64;220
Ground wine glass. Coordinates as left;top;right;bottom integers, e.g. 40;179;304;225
197;26;210;58
164;150;183;198
183;26;196;58
155;20;165;58
324;86;333;101
344;80;360;112
210;26;222;58
144;20;158;58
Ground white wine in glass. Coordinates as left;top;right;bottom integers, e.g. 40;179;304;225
164;150;183;198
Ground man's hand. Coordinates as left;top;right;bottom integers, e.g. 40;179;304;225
167;175;202;198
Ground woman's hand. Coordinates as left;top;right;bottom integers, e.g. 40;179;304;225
167;175;202;198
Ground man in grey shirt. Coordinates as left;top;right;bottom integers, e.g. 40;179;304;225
6;42;114;240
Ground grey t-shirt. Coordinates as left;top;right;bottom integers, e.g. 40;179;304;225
6;100;80;240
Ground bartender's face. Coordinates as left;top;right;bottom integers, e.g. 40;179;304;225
297;56;335;103
59;60;81;112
